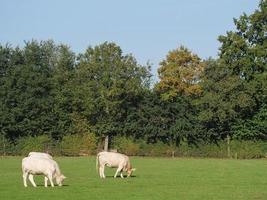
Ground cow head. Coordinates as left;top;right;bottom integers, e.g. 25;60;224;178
56;174;66;186
127;168;136;177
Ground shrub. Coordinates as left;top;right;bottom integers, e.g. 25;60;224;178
139;142;176;157
60;134;80;156
112;138;177;157
230;140;264;159
15;135;53;156
111;136;140;156
3;133;267;159
80;133;97;155
60;133;96;156
0;135;14;156
175;142;228;158
175;140;266;159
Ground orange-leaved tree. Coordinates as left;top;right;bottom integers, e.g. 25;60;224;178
155;46;204;100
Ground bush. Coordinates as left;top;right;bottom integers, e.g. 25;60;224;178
112;138;267;159
138;141;176;157
80;133;97;155
112;137;177;157
113;137;267;159
2;133;267;159
112;136;140;156
15;135;53;156
60;134;80;156
0;135;14;156
175;140;266;159
175;142;227;158
60;133;96;156
230;140;264;159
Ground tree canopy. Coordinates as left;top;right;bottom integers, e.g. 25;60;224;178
0;0;266;150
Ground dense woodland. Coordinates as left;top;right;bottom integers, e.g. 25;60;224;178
0;1;266;157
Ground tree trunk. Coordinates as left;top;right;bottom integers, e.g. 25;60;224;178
104;135;109;151
227;134;231;158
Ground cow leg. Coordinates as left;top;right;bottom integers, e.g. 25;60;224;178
23;172;28;187
120;172;124;178
28;174;37;187
47;173;54;187
44;176;48;187
114;166;123;178
99;166;102;178
100;166;105;178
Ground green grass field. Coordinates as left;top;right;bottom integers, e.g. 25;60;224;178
1;157;267;200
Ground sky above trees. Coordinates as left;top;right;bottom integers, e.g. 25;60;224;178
0;0;260;79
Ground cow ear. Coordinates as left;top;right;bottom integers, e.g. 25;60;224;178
132;168;136;171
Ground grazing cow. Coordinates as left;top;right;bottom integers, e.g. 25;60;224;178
28;152;53;160
96;151;136;178
22;156;66;187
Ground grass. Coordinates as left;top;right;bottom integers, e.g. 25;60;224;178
0;157;267;200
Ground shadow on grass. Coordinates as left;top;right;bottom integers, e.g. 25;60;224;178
35;184;70;187
102;175;137;178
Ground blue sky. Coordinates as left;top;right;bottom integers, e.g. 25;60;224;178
0;0;260;79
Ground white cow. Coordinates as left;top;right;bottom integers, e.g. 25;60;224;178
96;151;136;178
22;156;66;187
28;152;53;159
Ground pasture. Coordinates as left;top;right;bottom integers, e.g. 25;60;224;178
1;157;267;200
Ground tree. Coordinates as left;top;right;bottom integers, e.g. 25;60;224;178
218;0;267;80
0;40;76;141
214;0;267;140
155;46;204;100
74;42;151;150
231;72;267;140
0;41;56;140
125;90;199;145
51;44;76;139
195;59;256;142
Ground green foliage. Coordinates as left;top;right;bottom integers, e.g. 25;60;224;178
0;41;76;141
74;42;151;140
176;142;227;158
204;0;267;140
111;136;140;156
138;141;176;157
50;44;76;139
60;134;81;156
0;0;266;155
110;137;266;159
195;59;257;141
230;140;264;159
125;91;198;145
232;104;267;140
15;135;53;156
218;0;267;80
175;140;265;159
60;134;97;156
0;134;13;155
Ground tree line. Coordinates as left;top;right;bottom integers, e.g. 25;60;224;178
0;0;266;155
